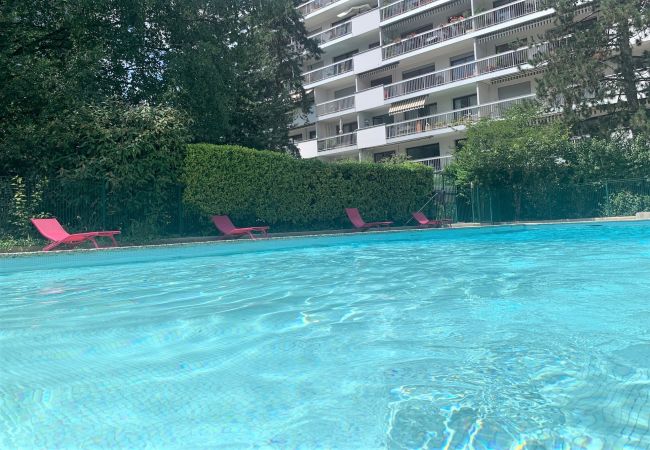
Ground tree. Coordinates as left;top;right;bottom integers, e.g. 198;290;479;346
0;0;318;177
534;0;650;136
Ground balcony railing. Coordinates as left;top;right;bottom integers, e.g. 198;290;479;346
297;0;343;16
386;95;537;139
414;155;454;171
317;131;358;152
303;58;354;85
384;44;548;99
316;95;356;117
310;21;353;46
382;0;545;59
380;0;440;22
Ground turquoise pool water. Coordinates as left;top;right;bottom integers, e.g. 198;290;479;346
1;222;650;449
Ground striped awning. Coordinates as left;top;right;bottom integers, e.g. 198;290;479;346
382;0;468;32
477;18;553;43
358;62;399;78
389;96;427;115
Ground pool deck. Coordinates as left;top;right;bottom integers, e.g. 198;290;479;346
2;214;649;257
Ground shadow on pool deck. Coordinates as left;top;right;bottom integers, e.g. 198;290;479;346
2;214;648;256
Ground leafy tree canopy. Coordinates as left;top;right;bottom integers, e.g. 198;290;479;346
535;0;650;136
0;0;318;176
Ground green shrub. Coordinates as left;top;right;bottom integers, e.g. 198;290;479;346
183;144;436;230
602;191;650;216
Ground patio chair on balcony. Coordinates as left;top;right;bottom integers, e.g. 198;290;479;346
411;211;452;228
211;215;269;240
31;218;120;251
345;208;393;230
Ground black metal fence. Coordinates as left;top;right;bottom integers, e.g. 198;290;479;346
1;175;648;248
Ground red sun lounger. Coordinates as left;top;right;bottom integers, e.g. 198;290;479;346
345;208;393;230
31;218;120;252
211;215;269;240
412;211;453;228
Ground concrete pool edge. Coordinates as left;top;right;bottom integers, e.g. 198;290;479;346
1;215;648;260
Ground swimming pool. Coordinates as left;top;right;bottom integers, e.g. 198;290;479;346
1;221;649;448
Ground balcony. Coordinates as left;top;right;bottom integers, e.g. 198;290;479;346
303;58;354;86
297;0;344;16
384;44;547;100
317;131;358;152
310;21;352;46
414;155;454;171
385;94;537;140
316;95;356;117
380;0;443;22
382;0;546;60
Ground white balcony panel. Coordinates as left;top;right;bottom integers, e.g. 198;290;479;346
356;86;385;111
297;140;319;159
357;125;387;149
351;9;381;37
353;48;383;75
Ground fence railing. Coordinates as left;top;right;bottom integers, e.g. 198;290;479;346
303;58;354;84
414;155;454;172
310;21;353;46
380;0;440;22
386;95;536;139
384;45;546;99
382;0;545;59
316;95;356;116
317;131;358;152
297;0;343;16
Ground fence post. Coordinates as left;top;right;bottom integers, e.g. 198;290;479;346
101;181;107;230
604;180;610;216
178;185;184;235
470;182;476;223
489;192;493;224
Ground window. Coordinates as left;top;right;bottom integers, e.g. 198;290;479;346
404;103;437;121
373;150;396;163
309;130;317;140
337;121;358;134
495;38;527;54
334;86;355;99
406;143;440;160
453;94;477;110
400;24;433;39
498;81;532;100
333;50;358;62
289;134;303;143
493;0;515;7
450;53;475;80
453;94;477;120
369;41;381;49
402;64;436;81
372;114;394;126
371;76;392;87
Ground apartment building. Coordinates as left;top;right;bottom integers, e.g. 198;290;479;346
289;0;568;169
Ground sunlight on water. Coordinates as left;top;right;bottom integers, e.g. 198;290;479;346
1;222;650;448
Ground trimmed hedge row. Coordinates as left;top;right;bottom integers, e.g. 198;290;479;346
183;144;437;230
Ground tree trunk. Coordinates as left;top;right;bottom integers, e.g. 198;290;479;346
617;24;641;118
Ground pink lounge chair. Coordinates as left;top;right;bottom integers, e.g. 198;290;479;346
412;211;453;228
345;208;393;230
211;215;269;240
31;218;120;251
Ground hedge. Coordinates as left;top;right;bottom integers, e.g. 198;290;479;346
183;144;437;231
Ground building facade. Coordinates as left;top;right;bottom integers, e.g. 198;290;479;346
290;0;565;169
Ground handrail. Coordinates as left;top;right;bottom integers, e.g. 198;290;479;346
303;58;354;84
386;94;537;139
382;0;546;59
309;21;353;46
380;0;448;22
297;0;344;16
316;95;356;116
384;44;548;99
317;131;358;152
